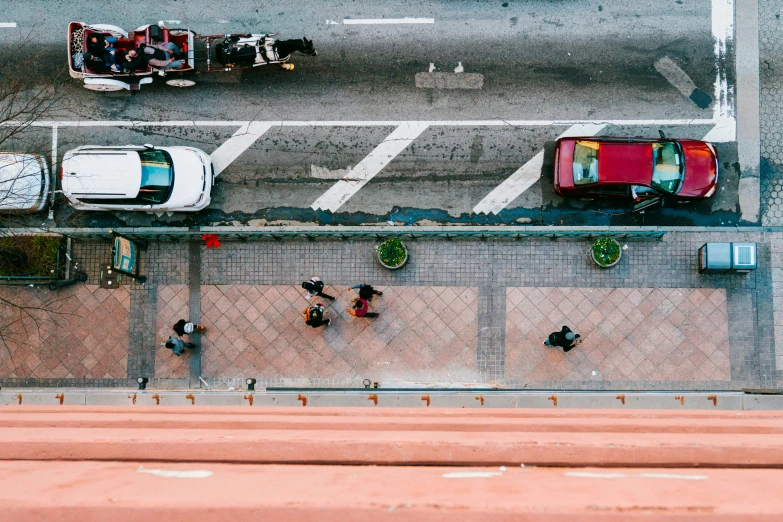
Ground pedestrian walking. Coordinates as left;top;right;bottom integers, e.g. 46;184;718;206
346;297;379;319
303;303;331;328
172;319;206;337
302;276;335;301
543;325;581;352
163;336;195;356
348;283;383;301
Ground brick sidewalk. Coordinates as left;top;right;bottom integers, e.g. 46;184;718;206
0;232;778;390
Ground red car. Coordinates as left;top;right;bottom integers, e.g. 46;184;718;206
554;134;719;202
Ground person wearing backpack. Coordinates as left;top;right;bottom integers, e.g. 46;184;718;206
302;276;335;301
303;303;331;328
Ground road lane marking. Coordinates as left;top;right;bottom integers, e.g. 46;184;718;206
702;117;735;142
5;119;719;128
416;72;484;89
654;57;712;109
343;18;434;24
0;23;17;28
210;121;273;175
473;123;606;215
712;0;734;120
311;122;429;212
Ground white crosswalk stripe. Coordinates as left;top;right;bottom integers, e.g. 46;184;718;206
311;122;429;212
210;121;273;175
473;123;606;215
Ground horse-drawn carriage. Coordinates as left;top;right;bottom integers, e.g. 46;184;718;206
67;21;317;92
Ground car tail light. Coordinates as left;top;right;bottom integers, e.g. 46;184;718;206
59;167;64;181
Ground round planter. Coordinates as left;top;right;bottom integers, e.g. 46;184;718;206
377;241;409;270
591;238;622;268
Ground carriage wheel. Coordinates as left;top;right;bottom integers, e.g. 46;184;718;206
166;79;196;88
82;82;125;92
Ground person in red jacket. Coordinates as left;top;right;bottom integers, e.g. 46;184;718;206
347;298;379;319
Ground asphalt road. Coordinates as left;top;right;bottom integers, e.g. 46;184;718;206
0;0;738;228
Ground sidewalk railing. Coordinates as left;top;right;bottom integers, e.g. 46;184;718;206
6;226;667;243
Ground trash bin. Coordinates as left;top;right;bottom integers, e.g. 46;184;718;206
698;242;757;274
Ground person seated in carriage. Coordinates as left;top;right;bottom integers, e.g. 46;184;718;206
124;42;184;71
86;33;120;72
82;52;115;74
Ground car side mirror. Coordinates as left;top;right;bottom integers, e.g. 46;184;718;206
658;130;666;139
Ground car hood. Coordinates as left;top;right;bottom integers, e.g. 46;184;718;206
678;141;718;197
165;147;209;207
0;154;47;210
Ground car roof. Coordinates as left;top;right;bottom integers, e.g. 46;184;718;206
597;142;652;184
62;149;141;199
0;153;45;209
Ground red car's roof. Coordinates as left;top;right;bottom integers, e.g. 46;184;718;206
597;142;652;184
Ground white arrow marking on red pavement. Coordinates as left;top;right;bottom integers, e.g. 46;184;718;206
473;123;606;215
210;121;273;176
311;122;429;212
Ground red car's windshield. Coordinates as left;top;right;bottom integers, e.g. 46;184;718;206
651;142;684;194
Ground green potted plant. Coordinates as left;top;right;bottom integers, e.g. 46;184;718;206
377;238;408;270
591;237;622;268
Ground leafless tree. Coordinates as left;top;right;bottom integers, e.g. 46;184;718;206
0;29;77;368
0;27;70;224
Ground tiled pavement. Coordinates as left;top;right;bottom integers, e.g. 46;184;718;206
0;284;130;382
153;285;190;380
0;231;780;390
200;285;479;385
505;287;730;384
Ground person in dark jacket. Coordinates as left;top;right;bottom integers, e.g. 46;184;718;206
82;52;114;73
86;34;120;71
172;319;205;337
302;277;335;301
123;49;146;71
544;325;581;352
348;283;383;301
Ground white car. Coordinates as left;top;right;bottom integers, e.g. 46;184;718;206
0;153;50;212
61;145;214;212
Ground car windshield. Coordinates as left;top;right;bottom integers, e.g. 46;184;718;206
573;141;599;186
651;142;683;195
136;149;174;204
